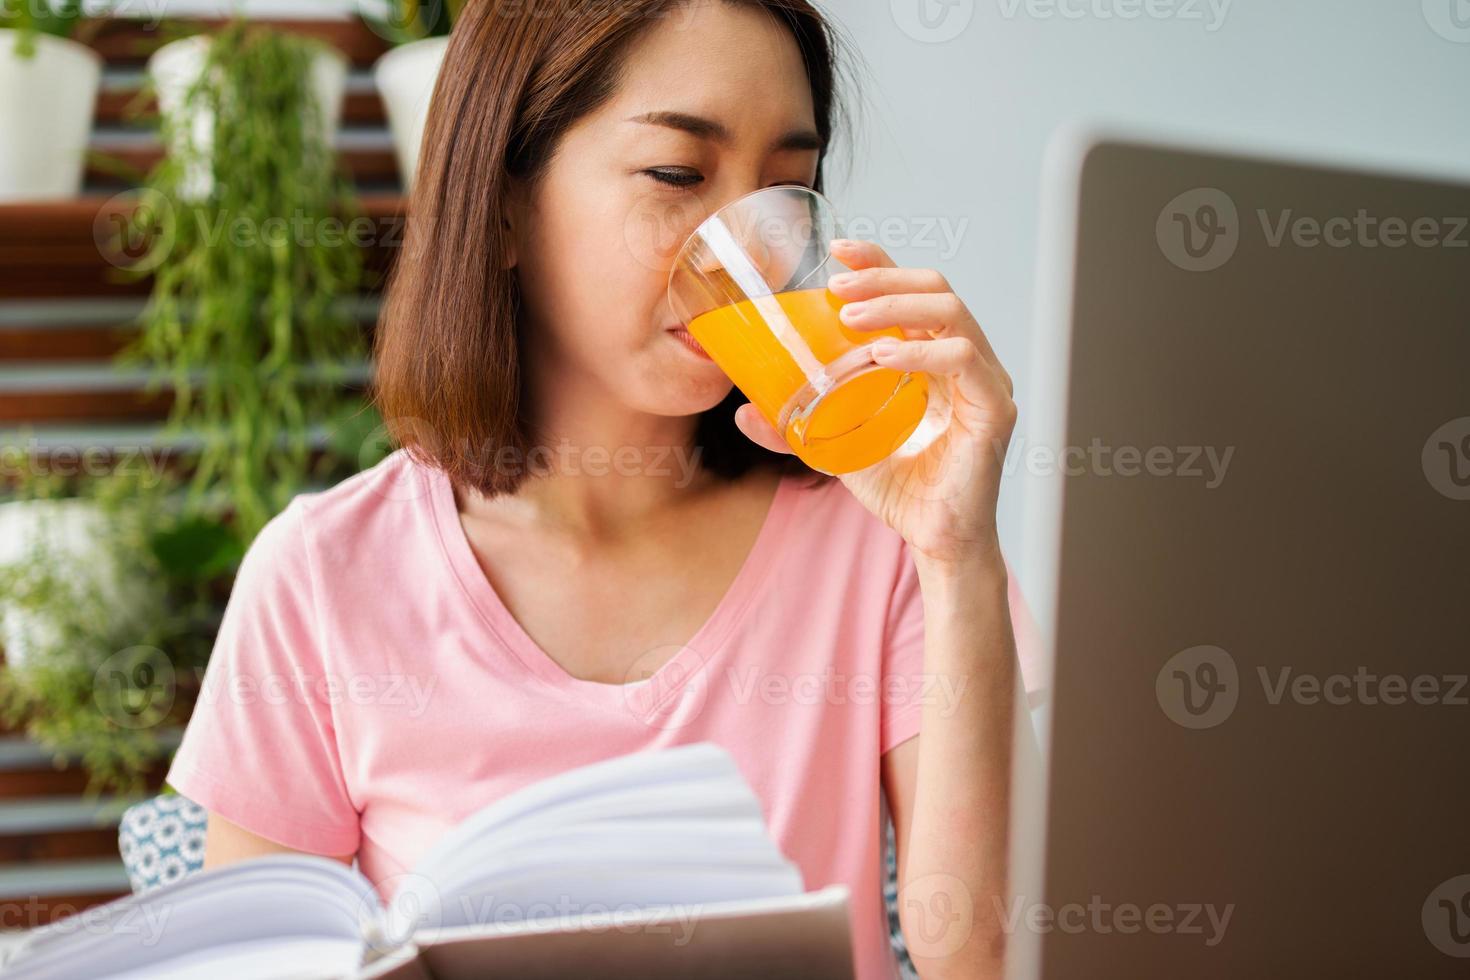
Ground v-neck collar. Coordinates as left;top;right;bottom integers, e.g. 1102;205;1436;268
424;458;800;711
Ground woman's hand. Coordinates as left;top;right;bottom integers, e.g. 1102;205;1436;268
733;237;1017;569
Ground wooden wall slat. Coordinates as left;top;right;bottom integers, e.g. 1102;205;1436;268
0;389;173;424
0;326;139;363
0;830;120;866
96;87;388;128
0;321;379;362
0;195;405;299
86;144;400;187
82;17;393;68
0;766;167;802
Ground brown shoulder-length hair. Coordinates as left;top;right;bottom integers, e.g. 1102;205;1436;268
371;0;860;499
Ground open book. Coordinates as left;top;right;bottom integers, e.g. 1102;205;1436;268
1;743;853;979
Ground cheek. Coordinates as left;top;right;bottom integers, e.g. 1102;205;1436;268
620;190;709;279
518;185;670;357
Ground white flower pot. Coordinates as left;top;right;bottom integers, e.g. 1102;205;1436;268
147;34;349;200
374;36;448;189
0;31;102;202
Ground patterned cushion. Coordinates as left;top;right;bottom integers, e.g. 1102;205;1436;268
118;791;917;975
117;794;208;894
883;807;920;979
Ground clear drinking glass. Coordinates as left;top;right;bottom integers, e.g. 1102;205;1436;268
667;186;930;475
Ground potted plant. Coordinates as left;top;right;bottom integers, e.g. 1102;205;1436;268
112;18;381;543
147;21;349;201
365;0;463;187
0;1;103;200
0;19;393;797
0;464;225;799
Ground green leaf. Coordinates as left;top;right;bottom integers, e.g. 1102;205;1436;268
148;516;244;583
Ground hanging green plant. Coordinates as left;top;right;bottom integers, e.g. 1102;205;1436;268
113;19;378;544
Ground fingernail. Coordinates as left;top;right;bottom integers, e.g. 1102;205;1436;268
829;273;855;288
871;339;900;358
831;238;855;249
840;301;868;321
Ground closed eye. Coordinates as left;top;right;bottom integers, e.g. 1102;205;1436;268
644;168;703;188
643;169;814;192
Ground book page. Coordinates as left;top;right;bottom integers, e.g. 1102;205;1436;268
409;743;739;886
0;856;382;978
388;744;808;940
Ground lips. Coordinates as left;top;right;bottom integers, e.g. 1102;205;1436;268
667;326;713;360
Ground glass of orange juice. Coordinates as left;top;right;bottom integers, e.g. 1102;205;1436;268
667;186;930;475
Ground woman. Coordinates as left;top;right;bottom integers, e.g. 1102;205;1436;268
165;2;1044;978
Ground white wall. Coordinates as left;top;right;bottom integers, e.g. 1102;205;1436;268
820;0;1470;586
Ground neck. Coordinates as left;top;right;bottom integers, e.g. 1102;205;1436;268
461;401;717;543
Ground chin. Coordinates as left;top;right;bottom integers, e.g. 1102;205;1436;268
661;384;734;418
634;369;733;418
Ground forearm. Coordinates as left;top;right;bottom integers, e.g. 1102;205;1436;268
901;548;1017;980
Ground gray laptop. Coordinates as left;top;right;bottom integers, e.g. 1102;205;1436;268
1007;129;1470;979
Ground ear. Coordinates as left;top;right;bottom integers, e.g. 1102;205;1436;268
500;175;528;271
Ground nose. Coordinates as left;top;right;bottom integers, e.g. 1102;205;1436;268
692;206;786;292
695;234;774;279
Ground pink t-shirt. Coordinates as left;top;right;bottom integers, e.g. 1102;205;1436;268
166;448;1046;980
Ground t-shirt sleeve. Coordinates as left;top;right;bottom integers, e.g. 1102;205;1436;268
879;540;1051;756
165;496;361;856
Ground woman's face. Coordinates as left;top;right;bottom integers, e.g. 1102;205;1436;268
509;0;824;428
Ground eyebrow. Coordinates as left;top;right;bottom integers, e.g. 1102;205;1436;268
625;110;825;153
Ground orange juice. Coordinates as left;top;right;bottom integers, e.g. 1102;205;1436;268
687;287;930;474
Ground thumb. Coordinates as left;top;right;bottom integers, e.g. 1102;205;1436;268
734;403;793;455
